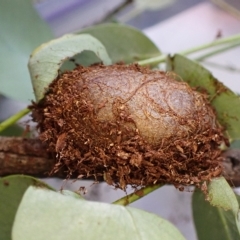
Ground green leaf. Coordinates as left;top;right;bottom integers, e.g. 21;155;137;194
0;0;53;101
80;23;161;64
0;175;53;240
193;189;240;240
12;186;186;240
208;177;240;233
193;177;240;240
208;177;239;213
0;124;23;136
28;34;112;102
167;54;240;141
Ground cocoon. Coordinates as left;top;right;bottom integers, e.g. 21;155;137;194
31;64;227;190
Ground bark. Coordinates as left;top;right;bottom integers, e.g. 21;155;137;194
0;137;57;177
222;148;240;187
0;136;240;186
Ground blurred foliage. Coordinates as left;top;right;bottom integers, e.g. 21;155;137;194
0;0;53;101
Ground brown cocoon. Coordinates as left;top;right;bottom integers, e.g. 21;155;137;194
31;64;227;190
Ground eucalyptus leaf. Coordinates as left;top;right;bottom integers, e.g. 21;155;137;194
167;54;240;141
80;23;161;64
207;177;240;233
28;34;112;101
0;0;53;101
0;175;53;240
208;177;239;212
193;189;240;240
12;186;186;240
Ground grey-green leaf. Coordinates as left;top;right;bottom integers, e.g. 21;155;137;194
0;175;53;240
80;23;161;64
167;54;240;141
12;186;186;240
208;177;239;212
193;189;240;240
28;34;112;101
0;0;53;101
208;177;240;233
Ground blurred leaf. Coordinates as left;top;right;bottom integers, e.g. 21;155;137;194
28;34;112;102
193;177;240;240
0;124;23;136
237;194;240;205
12;186;186;240
193;189;240;240
167;54;240;141
208;177;239;214
135;0;176;10
0;0;53;101
80;23;161;64
0;175;53;240
230;140;240;149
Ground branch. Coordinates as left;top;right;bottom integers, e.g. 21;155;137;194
83;0;134;28
0;137;56;177
100;0;134;23
222;148;240;187
0;136;240;186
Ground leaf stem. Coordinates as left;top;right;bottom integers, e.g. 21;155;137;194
113;184;163;206
180;34;240;55
137;34;240;66
200;61;240;72
194;41;240;61
0;108;30;133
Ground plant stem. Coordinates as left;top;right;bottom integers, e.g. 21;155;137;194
0;108;30;133
195;41;240;62
113;184;163;206
180;34;240;55
119;6;143;23
101;0;134;23
137;34;240;66
199;61;240;73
